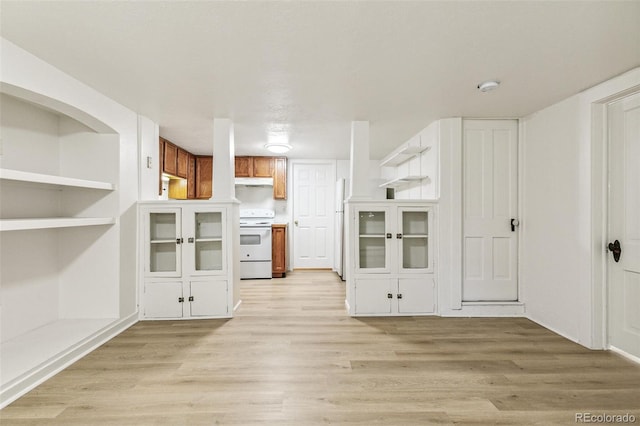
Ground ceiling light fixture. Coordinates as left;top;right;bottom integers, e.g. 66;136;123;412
264;141;292;154
477;80;500;92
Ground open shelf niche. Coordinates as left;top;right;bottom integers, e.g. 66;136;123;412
0;91;120;404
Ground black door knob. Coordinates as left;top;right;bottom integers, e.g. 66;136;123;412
608;240;621;263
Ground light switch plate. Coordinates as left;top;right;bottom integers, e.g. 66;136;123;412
146;156;152;169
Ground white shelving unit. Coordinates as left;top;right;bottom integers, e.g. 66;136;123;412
379;145;428;167
378;175;428;188
0;168;116;190
0;89;126;407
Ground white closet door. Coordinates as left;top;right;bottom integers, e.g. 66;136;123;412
462;120;518;301
608;93;640;358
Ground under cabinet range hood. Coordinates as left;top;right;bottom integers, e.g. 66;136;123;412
234;177;274;187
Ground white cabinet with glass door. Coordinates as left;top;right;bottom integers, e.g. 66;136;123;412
140;202;232;319
348;201;436;316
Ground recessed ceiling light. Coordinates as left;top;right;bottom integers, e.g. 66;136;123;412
477;80;500;92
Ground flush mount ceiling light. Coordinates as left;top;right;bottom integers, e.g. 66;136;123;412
264;141;292;154
477;80;500;92
264;127;292;153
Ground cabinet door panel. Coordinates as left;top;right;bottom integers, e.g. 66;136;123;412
354;207;391;274
234;157;252;177
253;157;274;177
177;148;189;178
144;281;183;318
163;141;178;176
272;224;287;277
147;209;182;277
273;157;287;199
397;277;435;314
398;207;432;273
189;280;228;316
196;156;213;199
187;154;196;199
355;279;392;314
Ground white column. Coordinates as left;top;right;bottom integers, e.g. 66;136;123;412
349;120;371;200
212;118;236;200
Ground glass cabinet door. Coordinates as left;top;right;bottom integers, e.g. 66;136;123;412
356;208;390;273
193;211;223;272
399;208;430;272
148;210;181;276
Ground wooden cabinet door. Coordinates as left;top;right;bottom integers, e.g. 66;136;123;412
187;154;196;199
163;140;178;176
177;148;189;179
253;157;274;177
272;224;287;277
273;157;287;199
196;156;213;199
234;156;252;177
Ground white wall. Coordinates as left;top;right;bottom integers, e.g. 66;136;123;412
521;96;587;342
138;115;160;201
521;67;640;348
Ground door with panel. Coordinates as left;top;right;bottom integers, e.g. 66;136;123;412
608;92;640;358
462;120;518;301
292;162;335;269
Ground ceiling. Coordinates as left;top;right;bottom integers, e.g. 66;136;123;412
1;1;639;159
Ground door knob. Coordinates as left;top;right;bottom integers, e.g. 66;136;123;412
294;220;299;226
608;240;621;263
510;218;520;232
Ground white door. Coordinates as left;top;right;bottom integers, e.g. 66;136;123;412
292;162;335;268
608;92;640;358
462;120;518;301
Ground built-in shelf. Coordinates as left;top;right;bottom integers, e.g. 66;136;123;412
380;146;430;167
379;175;428;188
0;168;116;191
0;217;116;232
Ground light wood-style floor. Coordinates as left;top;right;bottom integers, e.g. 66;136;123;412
3;271;640;425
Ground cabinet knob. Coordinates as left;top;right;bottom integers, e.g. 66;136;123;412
396;233;403;239
188;237;194;243
178;297;184;303
387;293;393;299
188;296;194;302
397;293;403;299
386;233;392;239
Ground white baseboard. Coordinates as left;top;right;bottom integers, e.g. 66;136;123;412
0;312;138;409
609;345;640;365
443;301;526;317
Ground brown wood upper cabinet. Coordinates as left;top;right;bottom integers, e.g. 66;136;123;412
273;157;287;200
234;156;273;178
162;139;178;176
235;156;286;200
196;156;213;199
187;153;196;199
176;148;189;179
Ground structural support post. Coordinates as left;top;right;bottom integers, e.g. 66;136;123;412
349;120;371;200
212;118;235;201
